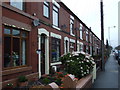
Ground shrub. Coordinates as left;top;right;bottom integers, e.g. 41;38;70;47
60;52;95;79
42;78;51;85
18;75;28;82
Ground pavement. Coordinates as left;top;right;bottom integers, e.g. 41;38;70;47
93;53;120;88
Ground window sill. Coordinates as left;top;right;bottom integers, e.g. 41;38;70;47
52;25;61;30
70;33;75;37
43;15;50;19
80;38;83;40
2;66;32;76
51;62;62;66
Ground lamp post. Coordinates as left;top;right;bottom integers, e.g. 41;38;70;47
108;26;116;45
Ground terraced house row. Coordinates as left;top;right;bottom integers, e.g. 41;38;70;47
0;0;101;87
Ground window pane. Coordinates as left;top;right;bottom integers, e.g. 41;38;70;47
12;29;20;36
65;40;68;53
80;31;82;39
52;38;60;62
12;38;20;66
22;39;26;65
53;10;58;27
4;37;11;67
44;5;49;18
22;32;27;38
10;0;23;10
70;19;74;35
4;28;11;34
70;43;74;53
53;6;58;12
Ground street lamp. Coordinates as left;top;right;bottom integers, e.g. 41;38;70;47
108;26;116;45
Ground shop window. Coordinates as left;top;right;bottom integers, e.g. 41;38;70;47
51;37;60;62
4;27;28;68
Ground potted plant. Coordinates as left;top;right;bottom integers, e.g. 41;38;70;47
18;75;28;87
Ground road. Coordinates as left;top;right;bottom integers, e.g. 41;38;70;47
93;54;120;88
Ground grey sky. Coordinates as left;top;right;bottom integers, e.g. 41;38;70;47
61;0;119;48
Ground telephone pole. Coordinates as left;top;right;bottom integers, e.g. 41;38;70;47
100;0;105;71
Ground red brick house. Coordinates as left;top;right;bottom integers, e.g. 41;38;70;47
0;0;101;88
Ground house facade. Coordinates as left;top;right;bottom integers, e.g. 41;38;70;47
1;0;101;87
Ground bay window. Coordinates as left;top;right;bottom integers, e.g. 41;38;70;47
4;27;28;68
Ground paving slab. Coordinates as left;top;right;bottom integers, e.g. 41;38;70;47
93;54;120;88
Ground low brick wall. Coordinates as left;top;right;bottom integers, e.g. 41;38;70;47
2;72;38;88
76;74;92;88
30;74;92;89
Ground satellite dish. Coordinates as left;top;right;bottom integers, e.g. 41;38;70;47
33;19;40;26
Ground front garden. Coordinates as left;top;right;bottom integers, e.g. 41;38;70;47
4;51;96;89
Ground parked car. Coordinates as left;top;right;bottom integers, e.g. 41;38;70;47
118;50;120;65
114;50;118;60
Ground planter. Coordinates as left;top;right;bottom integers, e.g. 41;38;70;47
29;74;92;89
76;74;92;88
18;81;28;87
30;82;60;89
62;74;93;88
4;86;13;89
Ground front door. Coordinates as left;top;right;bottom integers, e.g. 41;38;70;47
41;34;46;75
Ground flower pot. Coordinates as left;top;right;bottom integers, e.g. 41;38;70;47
5;86;13;89
18;81;28;87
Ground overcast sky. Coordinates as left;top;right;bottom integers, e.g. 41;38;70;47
61;0;119;48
